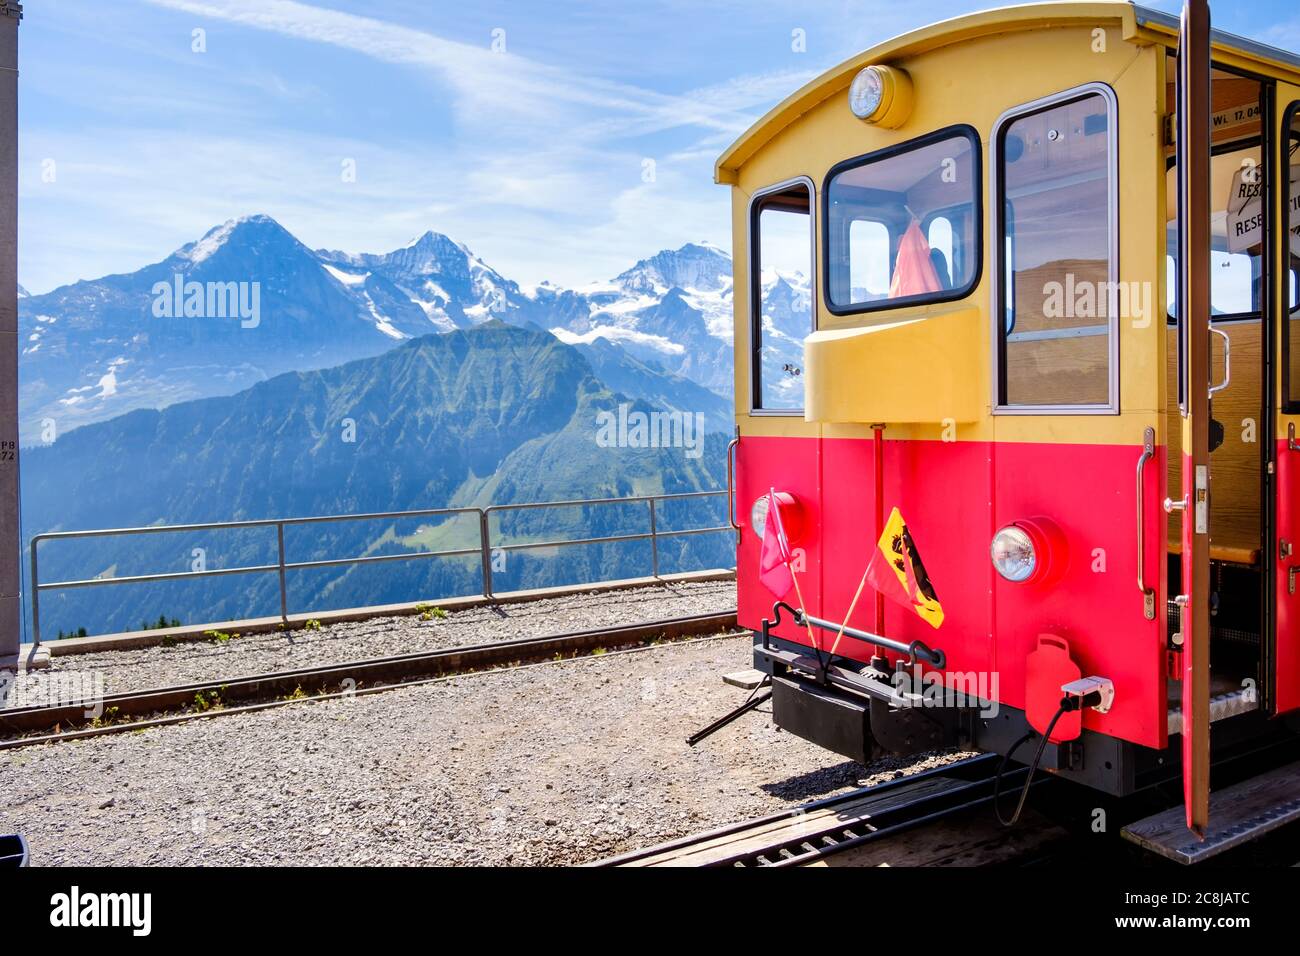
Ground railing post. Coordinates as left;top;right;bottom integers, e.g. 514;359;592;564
0;3;20;671
29;537;38;648
276;522;288;624
479;509;494;597
648;498;659;579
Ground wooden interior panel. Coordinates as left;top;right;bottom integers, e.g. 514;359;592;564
1290;313;1300;401
1166;319;1262;563
1164;74;1263;157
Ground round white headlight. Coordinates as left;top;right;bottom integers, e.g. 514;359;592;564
848;66;885;120
750;496;770;537
991;525;1036;582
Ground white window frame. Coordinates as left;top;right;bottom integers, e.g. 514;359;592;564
748;175;817;417
991;82;1121;415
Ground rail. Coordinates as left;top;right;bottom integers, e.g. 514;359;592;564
29;491;732;647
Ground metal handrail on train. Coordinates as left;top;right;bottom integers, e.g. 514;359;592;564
28;490;733;648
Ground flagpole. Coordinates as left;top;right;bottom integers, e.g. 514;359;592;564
829;565;869;657
788;568;821;653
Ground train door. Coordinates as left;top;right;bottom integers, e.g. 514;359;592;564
1275;88;1300;714
1170;44;1281;835
1172;0;1213;836
733;178;822;643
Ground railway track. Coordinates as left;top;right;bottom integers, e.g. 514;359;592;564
0;611;739;748
595;753;1065;867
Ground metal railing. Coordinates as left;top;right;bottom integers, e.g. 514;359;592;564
29;490;732;647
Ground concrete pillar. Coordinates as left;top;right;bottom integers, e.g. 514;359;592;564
0;2;20;671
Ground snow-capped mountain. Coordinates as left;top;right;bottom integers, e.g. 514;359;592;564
16;215;546;442
16;283;28;298
549;242;809;401
315;230;532;333
16;217;804;444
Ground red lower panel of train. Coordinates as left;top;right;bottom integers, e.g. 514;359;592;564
735;434;1170;749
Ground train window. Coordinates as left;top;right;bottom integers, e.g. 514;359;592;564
750;179;814;413
926;216;955;288
848;219;891;298
1164;145;1266;321
995;85;1118;412
822;126;980;314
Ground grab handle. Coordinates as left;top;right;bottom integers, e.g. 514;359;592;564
1136;426;1156;621
726;432;742;532
1209;325;1230;396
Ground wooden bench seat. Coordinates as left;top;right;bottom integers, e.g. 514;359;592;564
1166;539;1259;566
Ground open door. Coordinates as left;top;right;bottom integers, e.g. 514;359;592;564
1174;0;1212;838
1277;88;1300;716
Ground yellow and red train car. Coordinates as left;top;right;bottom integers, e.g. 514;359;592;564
720;1;1300;841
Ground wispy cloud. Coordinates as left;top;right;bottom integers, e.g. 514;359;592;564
139;0;771;140
21;0;878;292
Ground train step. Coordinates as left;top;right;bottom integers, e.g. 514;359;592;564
1121;761;1300;864
722;668;766;690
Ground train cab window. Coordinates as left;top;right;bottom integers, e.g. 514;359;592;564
926;216;955;288
995;85;1118;411
848;219;891;298
750;179;814;413
823;127;980;314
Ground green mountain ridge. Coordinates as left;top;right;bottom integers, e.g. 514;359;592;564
23;322;732;637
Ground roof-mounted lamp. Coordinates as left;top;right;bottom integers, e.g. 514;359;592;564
847;65;914;128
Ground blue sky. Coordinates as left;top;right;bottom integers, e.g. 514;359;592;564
17;0;1300;293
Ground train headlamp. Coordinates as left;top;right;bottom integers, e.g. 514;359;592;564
991;525;1036;582
847;65;914;127
750;491;804;542
750;495;770;538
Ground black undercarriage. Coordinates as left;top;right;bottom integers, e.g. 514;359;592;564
753;629;1297;799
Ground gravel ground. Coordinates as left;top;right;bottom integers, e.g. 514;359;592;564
0;633;964;866
4;580;736;706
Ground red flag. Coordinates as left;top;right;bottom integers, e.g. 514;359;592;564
888;220;943;299
758;489;793;599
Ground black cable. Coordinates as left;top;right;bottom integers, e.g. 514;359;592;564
994;701;1071;827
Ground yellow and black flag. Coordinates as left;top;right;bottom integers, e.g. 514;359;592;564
865;507;944;629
